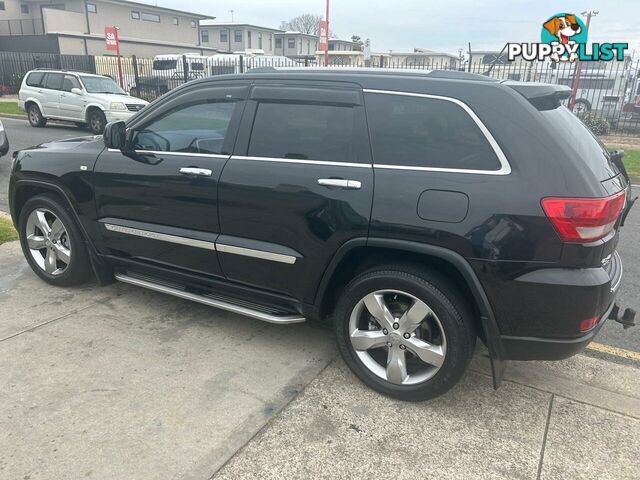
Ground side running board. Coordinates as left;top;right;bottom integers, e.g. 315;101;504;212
114;273;306;325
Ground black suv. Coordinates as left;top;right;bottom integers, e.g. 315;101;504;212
8;69;635;401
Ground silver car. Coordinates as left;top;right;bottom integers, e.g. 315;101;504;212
19;70;148;134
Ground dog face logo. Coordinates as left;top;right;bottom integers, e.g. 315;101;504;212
543;15;581;44
541;13;588;62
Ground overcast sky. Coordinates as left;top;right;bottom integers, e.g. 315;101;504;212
149;0;639;56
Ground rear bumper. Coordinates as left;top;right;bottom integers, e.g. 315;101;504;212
500;300;615;360
495;251;624;361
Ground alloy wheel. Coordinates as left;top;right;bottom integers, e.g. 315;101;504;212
29;107;40;124
24;208;72;276
349;289;447;385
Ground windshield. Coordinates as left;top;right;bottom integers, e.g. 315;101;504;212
153;60;178;70
80;76;125;94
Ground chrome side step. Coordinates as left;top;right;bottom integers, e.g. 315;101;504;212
114;273;306;324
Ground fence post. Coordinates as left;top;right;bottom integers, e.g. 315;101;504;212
182;55;189;84
132;55;139;92
239;55;244;73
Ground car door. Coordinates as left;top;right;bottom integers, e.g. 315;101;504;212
41;72;64;117
58;74;85;120
93;83;248;278
217;83;374;302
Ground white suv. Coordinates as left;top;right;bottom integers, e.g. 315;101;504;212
19;70;148;134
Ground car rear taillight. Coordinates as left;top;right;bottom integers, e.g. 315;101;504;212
541;190;626;243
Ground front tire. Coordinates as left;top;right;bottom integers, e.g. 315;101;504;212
18;195;92;286
27;104;47;127
335;265;476;401
88;109;107;135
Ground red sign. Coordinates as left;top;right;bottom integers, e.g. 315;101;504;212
104;26;119;51
319;20;328;51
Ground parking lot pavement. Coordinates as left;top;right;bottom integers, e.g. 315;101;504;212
214;355;640;480
0;241;336;480
2;239;639;480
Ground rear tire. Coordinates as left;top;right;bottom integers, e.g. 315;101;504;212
27;104;47;128
88;109;107;135
334;264;476;401
18;195;92;287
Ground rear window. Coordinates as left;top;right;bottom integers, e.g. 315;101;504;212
153;60;177;70
26;71;45;87
365;92;501;171
540;106;617;180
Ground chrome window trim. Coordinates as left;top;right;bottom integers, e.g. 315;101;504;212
231;155;371;168
217;244;297;264
106;148;229;159
104;223;217;251
363;88;512;176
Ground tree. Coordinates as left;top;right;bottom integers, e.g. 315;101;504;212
280;14;323;35
351;35;364;51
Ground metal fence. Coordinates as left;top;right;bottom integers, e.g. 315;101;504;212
1;51;639;136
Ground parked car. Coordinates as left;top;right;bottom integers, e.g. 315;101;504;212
8;68;636;401
19;70;148;134
0;120;8;157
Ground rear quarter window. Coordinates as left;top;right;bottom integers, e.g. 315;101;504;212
364;92;502;171
25;71;45;87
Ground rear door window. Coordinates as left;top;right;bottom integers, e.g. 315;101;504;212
364;92;502;171
248;102;356;162
43;73;64;90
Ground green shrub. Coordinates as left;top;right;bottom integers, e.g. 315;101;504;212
577;111;610;136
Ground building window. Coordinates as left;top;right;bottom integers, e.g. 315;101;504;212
299;39;302;53
190;20;196;28
287;38;295;49
247;31;251;48
220;30;228;43
234;30;242;43
269;34;272;51
275;37;282;49
201;30;209;43
131;10;140;19
141;12;160;22
20;3;29;14
86;3;97;13
172;17;178;25
306;39;310;54
258;32;262;49
0;2;6;11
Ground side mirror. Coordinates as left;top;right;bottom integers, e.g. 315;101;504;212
0;120;9;157
71;87;83;95
103;121;127;149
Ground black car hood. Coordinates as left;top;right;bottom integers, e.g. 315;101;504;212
28;135;103;153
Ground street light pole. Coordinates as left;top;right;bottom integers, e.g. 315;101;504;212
324;0;330;66
569;10;598;111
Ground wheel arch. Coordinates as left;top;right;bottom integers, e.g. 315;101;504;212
11;180;114;285
315;238;506;386
84;104;105;122
24;98;44;114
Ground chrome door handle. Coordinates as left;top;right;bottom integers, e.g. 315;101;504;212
317;178;362;189
179;167;212;176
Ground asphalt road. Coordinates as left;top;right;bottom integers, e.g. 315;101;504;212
0;115;638;353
